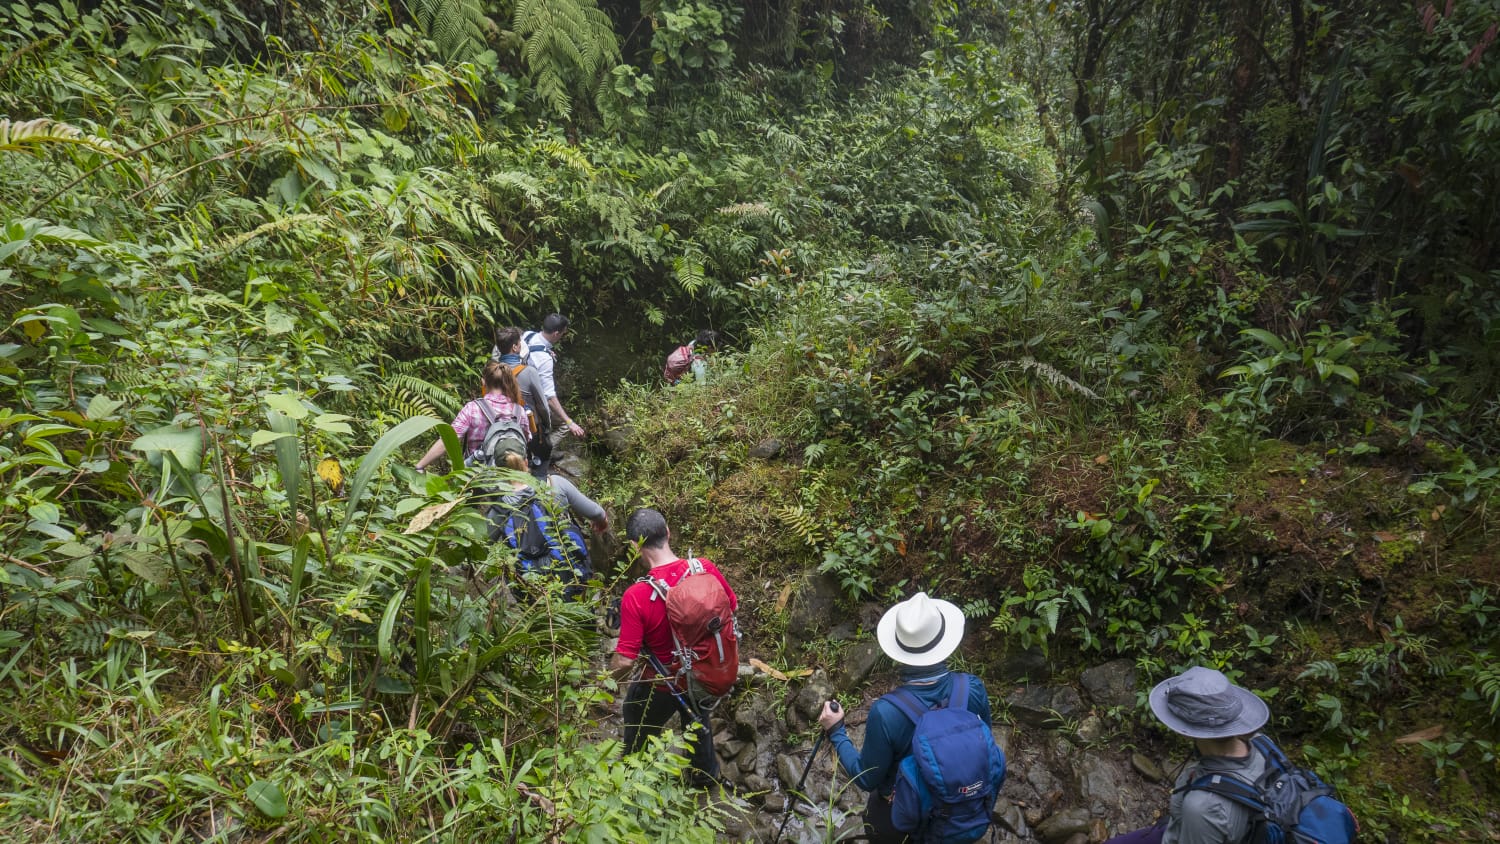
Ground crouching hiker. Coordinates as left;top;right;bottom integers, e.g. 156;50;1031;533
1104;666;1357;844
488;452;608;600
609;508;739;788
663;329;718;385
818;593;1005;844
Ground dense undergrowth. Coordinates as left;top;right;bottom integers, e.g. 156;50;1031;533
2;0;1498;840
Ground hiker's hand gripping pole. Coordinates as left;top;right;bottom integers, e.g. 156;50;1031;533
772;700;839;844
641;651;705;732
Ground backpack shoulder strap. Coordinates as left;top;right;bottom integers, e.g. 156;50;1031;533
883;687;932;726
475;397;498;424
1249;735;1290;771
523;331;553;357
1179;770;1266;814
946;673;970;711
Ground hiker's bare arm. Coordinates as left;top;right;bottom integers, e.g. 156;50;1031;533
414;438;446;471
608;653;636;682
548;396;585;438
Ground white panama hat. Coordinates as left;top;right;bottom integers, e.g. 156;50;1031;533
875;592;966;667
1148;666;1270;739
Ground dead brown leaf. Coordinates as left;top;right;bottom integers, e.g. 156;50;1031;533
776;582;793;612
749;657;788;681
404;500;459;535
1394;725;1445;745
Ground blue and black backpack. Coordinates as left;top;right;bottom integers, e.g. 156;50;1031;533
888;674;1007;844
488;487;591;599
1182;735;1358;844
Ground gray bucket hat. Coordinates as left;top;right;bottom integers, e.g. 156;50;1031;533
1148;666;1269;739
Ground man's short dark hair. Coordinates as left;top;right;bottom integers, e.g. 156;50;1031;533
695;329;719;350
542;313;569;334
625;508;669;550
495;326;522;354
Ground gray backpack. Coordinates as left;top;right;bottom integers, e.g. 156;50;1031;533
466;399;528;467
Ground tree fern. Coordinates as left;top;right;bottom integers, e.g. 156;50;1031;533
513;0;621;116
407;0;491;61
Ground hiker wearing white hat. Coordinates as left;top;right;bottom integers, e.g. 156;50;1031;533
1105;666;1271;844
817;592;997;843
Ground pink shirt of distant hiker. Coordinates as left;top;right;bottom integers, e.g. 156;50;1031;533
451;393;528;451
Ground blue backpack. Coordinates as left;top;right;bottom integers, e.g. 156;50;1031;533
489;487;591;599
888;674;1007;844
1183;735;1358;844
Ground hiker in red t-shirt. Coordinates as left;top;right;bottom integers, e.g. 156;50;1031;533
610;507;736;786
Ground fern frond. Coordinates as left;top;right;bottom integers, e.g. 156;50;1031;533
673;252;707;294
776;504;826;548
482;172;547;219
382;366;463;419
717;201;770;218
758;122;808;158
208;214;326;261
514;0;621;116
1017;357;1100;400
0;117;120;157
408;0;491;61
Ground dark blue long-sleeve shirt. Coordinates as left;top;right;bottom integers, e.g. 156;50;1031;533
828;669;992;795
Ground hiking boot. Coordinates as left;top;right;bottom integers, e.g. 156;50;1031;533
689;771;731;793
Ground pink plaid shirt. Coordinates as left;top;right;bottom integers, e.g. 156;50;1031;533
452;393;528;451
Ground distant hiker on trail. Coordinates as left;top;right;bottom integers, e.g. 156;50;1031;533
663;329;719;385
817;592;1005;844
487;452;607;600
492;325;552;476
610;508;738;788
503;314;586;444
1103;666;1356;844
414;361;528;474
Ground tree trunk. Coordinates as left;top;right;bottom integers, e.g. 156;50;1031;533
1223;0;1266;181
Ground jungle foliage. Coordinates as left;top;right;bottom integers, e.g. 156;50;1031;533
1;0;1497;840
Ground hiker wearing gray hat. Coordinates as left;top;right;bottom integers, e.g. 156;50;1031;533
1105;666;1271;844
816;593;1003;843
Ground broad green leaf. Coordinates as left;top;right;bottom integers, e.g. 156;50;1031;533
263;392;309;420
264;305;295;336
288;535;311;612
378;587;408;663
85;394;124;420
1239;329;1287;353
246;779;288;819
250;430;294;448
1240;199;1299;215
312;413;354;435
414;559;432;681
132;425;204;472
336;416;459;549
118;549;171;586
1330;365;1359;385
266;409;302;524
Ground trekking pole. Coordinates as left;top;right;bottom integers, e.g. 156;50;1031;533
771;700;838;844
641;651;707;735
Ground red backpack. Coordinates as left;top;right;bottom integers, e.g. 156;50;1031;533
646;559;739;698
